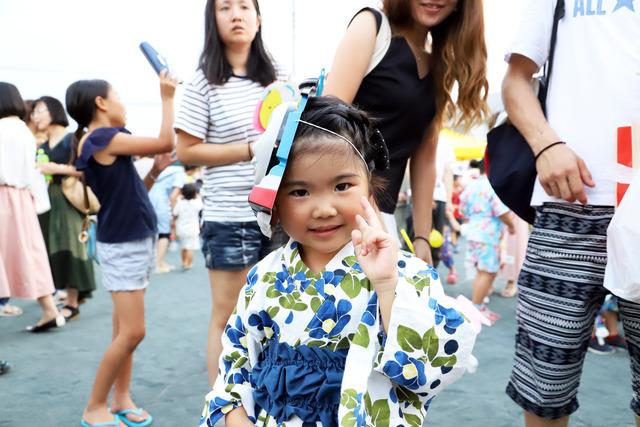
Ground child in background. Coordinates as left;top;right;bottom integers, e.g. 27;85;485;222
199;96;478;427
498;212;529;298
450;174;463;252
589;295;628;355
441;228;458;284
69;71;178;427
173;183;202;270
148;161;186;273
460;159;514;324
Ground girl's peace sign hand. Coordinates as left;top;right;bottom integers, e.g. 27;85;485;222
351;197;398;294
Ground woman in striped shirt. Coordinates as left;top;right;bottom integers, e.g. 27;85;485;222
175;0;287;386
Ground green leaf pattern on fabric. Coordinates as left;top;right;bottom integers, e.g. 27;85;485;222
352;323;370;347
397;325;422;353
340;273;362;298
200;242;475;427
370;399;390;427
422;327;439;361
340;389;358;410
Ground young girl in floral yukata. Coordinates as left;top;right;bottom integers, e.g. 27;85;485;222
200;97;478;427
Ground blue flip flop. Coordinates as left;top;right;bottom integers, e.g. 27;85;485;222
114;408;153;427
80;417;121;427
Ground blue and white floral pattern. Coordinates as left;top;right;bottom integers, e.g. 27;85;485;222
199;240;478;426
224;315;247;351
382;352;427;390
429;298;465;332
247;310;280;339
306;297;352;339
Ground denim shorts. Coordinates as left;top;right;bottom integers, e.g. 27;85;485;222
201;221;286;270
97;236;156;292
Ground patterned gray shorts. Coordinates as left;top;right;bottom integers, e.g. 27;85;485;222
506;203;640;419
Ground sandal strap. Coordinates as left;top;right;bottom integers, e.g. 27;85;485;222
81;418;121;427
115;408;144;417
63;305;80;314
1;304;22;314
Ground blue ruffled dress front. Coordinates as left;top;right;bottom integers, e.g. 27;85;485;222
250;342;346;427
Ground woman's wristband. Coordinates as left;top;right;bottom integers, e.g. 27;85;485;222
413;235;430;246
534;141;566;163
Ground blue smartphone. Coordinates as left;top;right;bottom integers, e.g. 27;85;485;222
139;41;169;75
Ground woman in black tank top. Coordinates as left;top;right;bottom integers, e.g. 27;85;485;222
325;0;489;264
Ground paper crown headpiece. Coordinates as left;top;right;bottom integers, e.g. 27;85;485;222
248;72;324;237
248;70;390;237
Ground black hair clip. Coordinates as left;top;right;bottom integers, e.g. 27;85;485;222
368;128;390;172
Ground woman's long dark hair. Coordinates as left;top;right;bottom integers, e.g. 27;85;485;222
199;0;276;86
65;79;110;162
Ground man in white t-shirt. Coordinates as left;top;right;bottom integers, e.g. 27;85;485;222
502;1;640;426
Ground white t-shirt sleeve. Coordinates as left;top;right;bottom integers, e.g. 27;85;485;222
506;0;556;68
173;200;184;217
174;71;210;140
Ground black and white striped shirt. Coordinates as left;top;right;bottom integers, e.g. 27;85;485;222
175;67;288;222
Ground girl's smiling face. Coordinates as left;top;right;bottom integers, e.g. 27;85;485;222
275;139;371;272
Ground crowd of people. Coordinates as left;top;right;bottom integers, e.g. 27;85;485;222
0;0;638;426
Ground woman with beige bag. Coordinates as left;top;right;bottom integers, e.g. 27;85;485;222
33;95;96;321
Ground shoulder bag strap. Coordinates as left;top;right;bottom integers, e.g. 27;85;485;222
78;173;92;243
541;0;565;113
365;9;392;75
81;173;90;215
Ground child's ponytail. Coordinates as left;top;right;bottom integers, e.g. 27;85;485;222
65;79;110;162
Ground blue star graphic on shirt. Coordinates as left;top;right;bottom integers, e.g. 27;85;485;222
613;0;635;12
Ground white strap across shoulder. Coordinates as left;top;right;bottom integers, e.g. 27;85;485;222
365;9;391;75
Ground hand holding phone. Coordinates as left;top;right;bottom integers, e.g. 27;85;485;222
139;41;169;75
159;70;179;101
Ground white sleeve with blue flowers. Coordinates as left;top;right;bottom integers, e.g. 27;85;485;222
199;276;260;426
338;252;478;427
379;263;475;385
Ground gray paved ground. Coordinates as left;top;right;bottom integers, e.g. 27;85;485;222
0;241;636;427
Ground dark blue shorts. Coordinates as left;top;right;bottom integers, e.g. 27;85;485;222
200;221;285;270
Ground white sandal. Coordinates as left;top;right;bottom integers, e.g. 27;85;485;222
500;284;518;298
0;304;23;317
